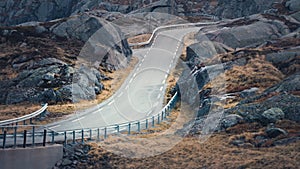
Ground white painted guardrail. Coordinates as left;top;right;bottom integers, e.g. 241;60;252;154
0;19;223;147
0;104;48;126
128;21;220;47
0;93;178;148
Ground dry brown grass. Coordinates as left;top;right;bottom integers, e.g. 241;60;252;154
0;104;41;121
81;116;300;168
83;131;300;169
204;57;284;94
96;56;139;104
127;34;151;44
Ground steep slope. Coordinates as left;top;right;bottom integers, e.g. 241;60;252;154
0;13;132;105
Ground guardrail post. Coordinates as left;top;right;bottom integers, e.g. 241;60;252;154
30;118;33;124
2;130;6;149
137;122;140;132
23;130;27;148
64;131;67;146
128;123;131;135
43;129;47;147
152;116;155;127
14;126;17;148
146;119;148;129
32;126;35;147
89;129;92;140
97;128;100;141
161;111;164;121
164;109;167;118
81;129;84;143
116;125;120;133
72;130;75;144
157;114;160;124
104;127;107;139
51;131;55;144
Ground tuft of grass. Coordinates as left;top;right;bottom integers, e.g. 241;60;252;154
127;34;151;44
204;56;284;95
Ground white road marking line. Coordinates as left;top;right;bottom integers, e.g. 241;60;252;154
93;108;103;114
49;125;60;129
165;74;168;78
125;85;129;90
133;73;137;77
108;101;114;106
118;92;123;98
142;58;145;62
162;79;166;84
129;79;133;84
157;94;161;99
72;117;85;123
136;68;140;71
160;86;163;91
169;64;172;68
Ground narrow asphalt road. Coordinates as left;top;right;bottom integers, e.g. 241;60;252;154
46;27;200;132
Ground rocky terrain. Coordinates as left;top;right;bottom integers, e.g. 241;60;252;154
0;0;299;168
178;0;300;154
0;13;132;105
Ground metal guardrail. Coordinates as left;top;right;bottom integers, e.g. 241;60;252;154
0;19;217;148
0;93;178;149
128;21;219;47
0;104;48;126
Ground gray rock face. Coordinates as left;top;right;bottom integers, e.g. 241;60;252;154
186;41;226;64
262;108;285;123
0;0;81;26
202;20;289;49
0;0;176;27
286;0;300;12
215;0;280;19
221;114;244;129
0;12;132;105
265;73;300;94
265;127;288;138
2;62;107;104
51;14;132;71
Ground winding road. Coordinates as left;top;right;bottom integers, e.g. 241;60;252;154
46;27;200;132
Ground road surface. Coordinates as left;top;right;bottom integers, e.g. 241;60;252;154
46;27;200;132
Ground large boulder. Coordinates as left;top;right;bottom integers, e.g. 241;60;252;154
262;108;285;123
285;0;300;12
0;0;81;26
215;0;279;19
51;14;132;71
201;20;289;48
265;127;288;138
221;114;244;129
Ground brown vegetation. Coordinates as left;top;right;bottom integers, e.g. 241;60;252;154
127;34;151;44
80;120;300;169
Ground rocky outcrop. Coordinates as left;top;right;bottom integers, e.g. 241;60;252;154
0;12;132;105
51;14;132;71
214;0;280;19
0;0;175;27
200;20;289;49
182;4;300;137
